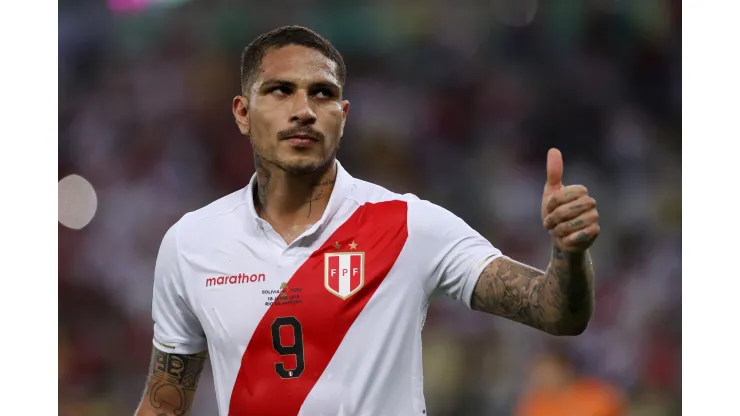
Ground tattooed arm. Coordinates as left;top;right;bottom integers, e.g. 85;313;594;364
135;348;208;416
471;247;595;335
470;149;600;335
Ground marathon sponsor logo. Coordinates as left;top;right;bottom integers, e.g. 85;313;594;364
206;273;266;287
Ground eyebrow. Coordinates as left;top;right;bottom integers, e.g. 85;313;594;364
260;79;295;89
260;79;341;92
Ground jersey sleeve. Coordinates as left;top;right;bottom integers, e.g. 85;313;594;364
151;222;207;354
407;199;503;308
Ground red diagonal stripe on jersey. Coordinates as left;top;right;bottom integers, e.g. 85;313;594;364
228;200;409;416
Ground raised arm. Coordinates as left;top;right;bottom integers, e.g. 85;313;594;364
471;248;595;335
471;149;598;335
135;348;208;416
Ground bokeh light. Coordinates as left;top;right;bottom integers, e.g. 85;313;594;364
58;174;98;230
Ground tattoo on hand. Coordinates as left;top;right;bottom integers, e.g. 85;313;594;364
574;232;589;243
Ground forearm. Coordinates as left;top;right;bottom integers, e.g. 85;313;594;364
541;246;595;335
135;381;194;416
471;247;595;336
135;348;207;416
135;404;185;416
472;147;599;334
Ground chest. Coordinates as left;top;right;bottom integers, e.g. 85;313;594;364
187;200;421;352
187;237;419;350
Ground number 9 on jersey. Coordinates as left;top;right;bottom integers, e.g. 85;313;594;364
271;316;305;378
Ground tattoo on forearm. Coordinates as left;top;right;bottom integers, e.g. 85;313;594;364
471;247;595;335
144;349;207;416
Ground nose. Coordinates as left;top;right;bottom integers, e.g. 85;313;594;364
290;91;317;125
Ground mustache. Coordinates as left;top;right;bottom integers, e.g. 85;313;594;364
277;127;324;141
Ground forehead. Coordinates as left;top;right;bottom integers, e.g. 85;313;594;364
256;45;339;85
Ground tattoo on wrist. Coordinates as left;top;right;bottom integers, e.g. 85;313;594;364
553;245;567;260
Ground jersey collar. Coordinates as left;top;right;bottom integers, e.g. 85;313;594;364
244;159;354;234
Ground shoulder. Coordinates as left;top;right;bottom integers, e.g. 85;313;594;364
171;187;252;250
346;178;414;205
347;178;466;236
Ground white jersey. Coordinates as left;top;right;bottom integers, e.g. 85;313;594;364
151;161;502;416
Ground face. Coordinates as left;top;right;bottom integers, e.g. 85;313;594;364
233;45;350;175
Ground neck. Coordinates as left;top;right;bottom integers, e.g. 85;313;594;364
253;158;337;225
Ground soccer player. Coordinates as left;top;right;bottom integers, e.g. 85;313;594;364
135;26;599;416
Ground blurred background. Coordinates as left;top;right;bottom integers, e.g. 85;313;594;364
58;0;681;414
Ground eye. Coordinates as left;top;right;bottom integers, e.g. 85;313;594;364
270;86;291;96
313;89;334;99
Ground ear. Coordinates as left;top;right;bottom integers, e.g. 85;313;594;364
232;95;250;135
339;100;350;137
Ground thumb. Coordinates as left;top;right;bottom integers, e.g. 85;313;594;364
545;148;563;191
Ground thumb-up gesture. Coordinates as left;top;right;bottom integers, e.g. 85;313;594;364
541;149;600;253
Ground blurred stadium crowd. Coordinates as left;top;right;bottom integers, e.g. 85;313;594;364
59;0;681;414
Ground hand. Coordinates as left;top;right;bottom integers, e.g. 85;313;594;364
541;148;600;253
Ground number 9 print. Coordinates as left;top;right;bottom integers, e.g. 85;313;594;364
271;316;305;378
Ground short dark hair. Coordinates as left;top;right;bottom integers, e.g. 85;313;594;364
240;26;346;93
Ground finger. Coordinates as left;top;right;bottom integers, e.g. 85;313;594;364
545;148;564;189
550;210;599;238
544;195;596;229
562;223;600;248
544;185;590;216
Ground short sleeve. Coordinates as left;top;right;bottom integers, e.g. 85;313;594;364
151;222;207;354
407;199;503;308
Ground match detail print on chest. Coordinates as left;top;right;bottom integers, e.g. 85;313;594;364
263;240;366;308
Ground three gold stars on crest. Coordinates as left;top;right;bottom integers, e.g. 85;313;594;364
333;241;358;250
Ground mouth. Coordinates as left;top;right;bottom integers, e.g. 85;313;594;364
285;134;319;141
282;133;320;148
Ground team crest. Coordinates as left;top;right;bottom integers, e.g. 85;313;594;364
324;251;365;299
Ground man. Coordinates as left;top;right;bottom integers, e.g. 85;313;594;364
135;26;598;416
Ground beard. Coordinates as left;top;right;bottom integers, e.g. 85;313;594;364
250;136;338;177
247;111;342;176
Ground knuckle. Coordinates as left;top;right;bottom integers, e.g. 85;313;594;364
568;184;586;194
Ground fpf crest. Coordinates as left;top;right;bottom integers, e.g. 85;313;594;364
324;241;364;299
